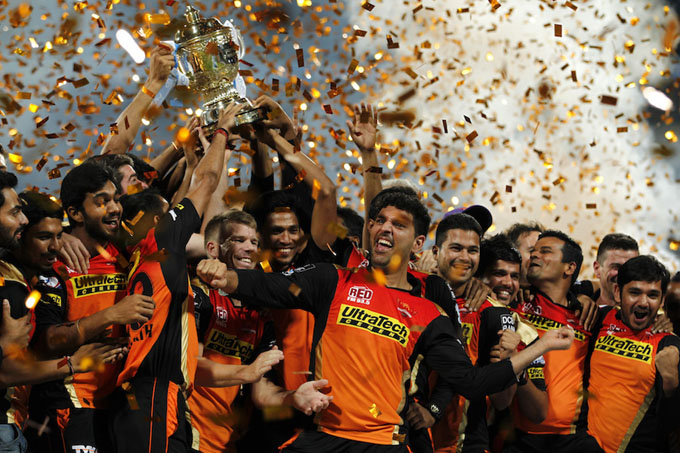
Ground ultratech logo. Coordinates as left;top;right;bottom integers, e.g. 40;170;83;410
461;322;473;345
594;335;653;363
527;367;544;380
522;313;586;342
205;329;254;360
347;285;373;305
337;304;409;346
72;273;126;298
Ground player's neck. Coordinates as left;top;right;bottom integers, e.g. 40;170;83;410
383;266;412;291
71;226;107;257
535;281;569;307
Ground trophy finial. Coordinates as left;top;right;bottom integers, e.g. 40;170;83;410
184;4;201;24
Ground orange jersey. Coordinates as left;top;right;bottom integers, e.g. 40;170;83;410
587;307;677;453
118;199;200;394
272;240;367;391
512;291;591;435
54;244;127;409
188;282;275;453
232;264;518;446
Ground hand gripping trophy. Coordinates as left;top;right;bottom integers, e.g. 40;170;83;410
174;4;263;132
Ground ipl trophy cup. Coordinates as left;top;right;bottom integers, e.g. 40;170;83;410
174;4;263;133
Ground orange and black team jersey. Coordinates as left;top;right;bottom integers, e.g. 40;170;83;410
232;264;517;446
586;306;680;453
512;291;591;435
188;281;276;453
118;198;200;392
0;258;34;427
272;238;363;392
30;244;127;411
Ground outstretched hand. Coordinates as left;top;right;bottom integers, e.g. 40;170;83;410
346;103;377;152
292;379;333;415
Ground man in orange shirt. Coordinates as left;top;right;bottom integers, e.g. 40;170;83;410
509;230;596;452
197;188;576;452
586;255;678;452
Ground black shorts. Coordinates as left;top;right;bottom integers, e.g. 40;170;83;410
111;378;189;453
25;407;112;453
283;430;408;453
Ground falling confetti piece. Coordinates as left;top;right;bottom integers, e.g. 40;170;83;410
369;403;382;418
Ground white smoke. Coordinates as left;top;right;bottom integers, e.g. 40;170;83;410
347;0;680;273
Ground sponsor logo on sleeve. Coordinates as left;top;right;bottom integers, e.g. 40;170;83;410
337;304;410;346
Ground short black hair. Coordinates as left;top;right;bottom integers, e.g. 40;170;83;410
247;190;309;234
596;233;639;262
435;213;482;247
128;154;157;185
120;188;166;222
60;162;119;215
617;255;670;297
477;233;521;277
92;154;134;187
505;222;545;248
0;171;19;209
337;206;363;239
368;186;431;237
19;191;64;230
538;230;583;284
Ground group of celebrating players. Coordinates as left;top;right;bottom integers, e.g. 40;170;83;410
0;45;678;453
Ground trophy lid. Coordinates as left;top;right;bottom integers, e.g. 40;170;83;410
174;4;226;44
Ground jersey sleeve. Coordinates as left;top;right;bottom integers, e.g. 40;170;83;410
477;306;514;366
419;315;516;401
33;285;67;331
249;317;277;364
191;284;213;341
0;282;30;319
424;275;462;333
232;263;339;316
154;198;201;253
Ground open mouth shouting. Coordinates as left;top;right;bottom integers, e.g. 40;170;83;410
374;236;393;253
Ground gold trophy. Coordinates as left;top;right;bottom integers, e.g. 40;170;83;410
174;4;263;132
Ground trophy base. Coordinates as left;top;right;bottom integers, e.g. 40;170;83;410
201;99;264;135
234;107;264;126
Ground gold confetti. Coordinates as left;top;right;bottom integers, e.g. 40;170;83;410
554;24;563;37
369;403;382;418
25;290;41;309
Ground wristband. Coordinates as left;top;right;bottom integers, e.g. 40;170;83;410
141;85;156;98
214;128;229;140
59;355;75;375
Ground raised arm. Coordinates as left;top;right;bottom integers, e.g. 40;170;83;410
347;103;380;250
185;104;243;217
254;128;338;249
101;45;174;155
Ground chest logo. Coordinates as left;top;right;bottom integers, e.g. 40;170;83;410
337;304;409;347
594;335;654;364
205;329;254;360
72;273;127;298
347;285;373;305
